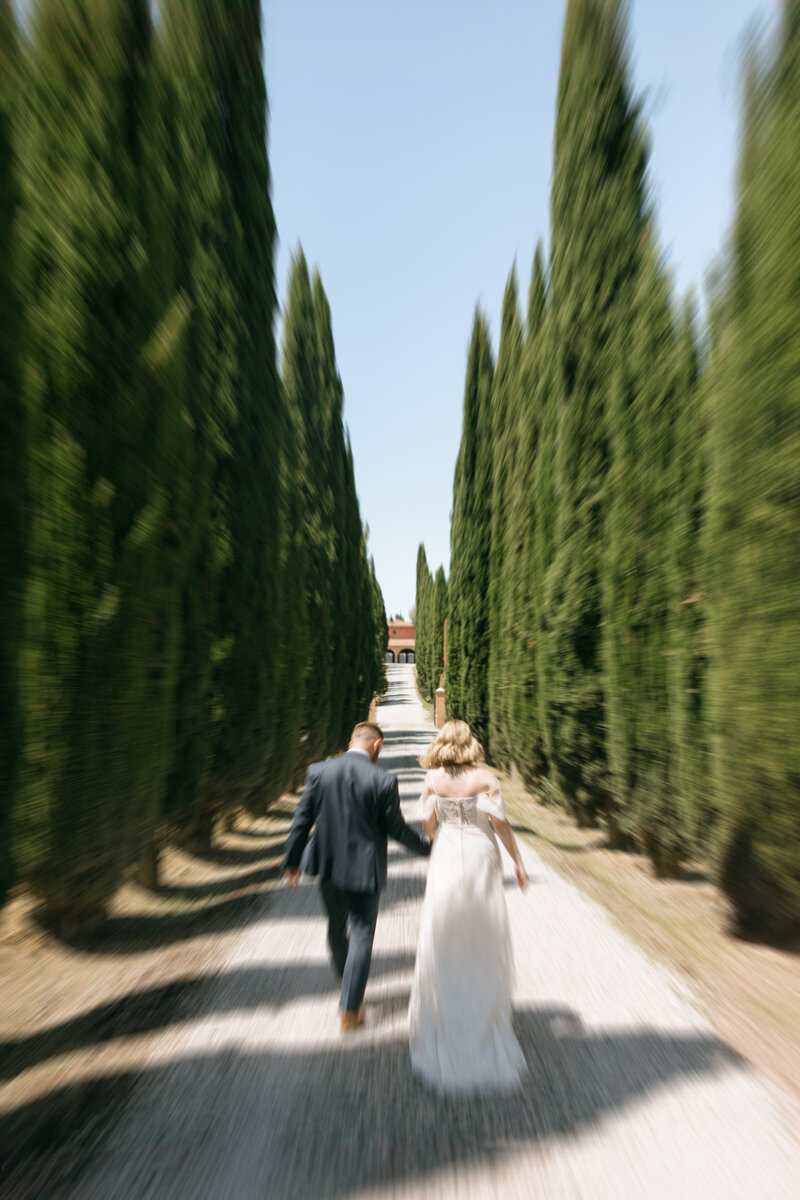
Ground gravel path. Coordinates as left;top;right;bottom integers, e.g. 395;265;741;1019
79;665;800;1199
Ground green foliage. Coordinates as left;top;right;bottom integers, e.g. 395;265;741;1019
709;2;800;936
154;0;238;847
284;252;332;766
313;273;383;744
415;544;433;700
370;557;389;700
434;0;798;933
415;546;446;704
602;243;689;866
431;567;448;696
447;310;494;748
487;268;524;767
507;245;549;784
207;0;283;817
15;0;188;926
0;0;387;927
667;311;712;855
280;250;385;779
544;0;647;827
0;0;23;903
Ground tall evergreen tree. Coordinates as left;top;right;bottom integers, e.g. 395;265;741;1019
544;0;648;827
369;556;389;699
415;543;434;699
531;298;558;795
291;251;335;765
431;566;448;697
447;310;494;747
602;241;686;867
207;0;283;816
279;250;320;778
487;267;524;767
0;0;23;904
157;0;241;849
508;245;548;783
667;307;712;855
17;0;186;929
313;273;354;753
710;1;800;935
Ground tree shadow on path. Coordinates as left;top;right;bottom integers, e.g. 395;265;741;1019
1;1005;743;1199
0;951;416;1086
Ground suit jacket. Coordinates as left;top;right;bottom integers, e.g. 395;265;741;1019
281;750;430;894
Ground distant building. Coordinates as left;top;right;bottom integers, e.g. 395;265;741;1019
386;619;415;664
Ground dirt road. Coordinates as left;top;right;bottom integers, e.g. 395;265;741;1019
73;664;800;1199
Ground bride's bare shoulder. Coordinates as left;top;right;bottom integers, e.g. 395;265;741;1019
459;764;494;791
474;764;499;791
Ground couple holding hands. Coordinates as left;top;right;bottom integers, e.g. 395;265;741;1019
282;718;528;1094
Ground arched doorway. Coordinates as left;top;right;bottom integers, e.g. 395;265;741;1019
398;649;415;664
385;650;395;664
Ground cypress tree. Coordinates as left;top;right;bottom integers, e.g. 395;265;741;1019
710;1;800;935
207;0;283;817
314;273;350;752
0;0;23;904
369;556;388;699
279;251;319;779
17;0;186;929
414;545;448;705
508;244;548;783
431;566;448;696
487;268;524;767
340;437;365;726
338;440;369;732
291;251;335;766
157;0;240;848
415;544;435;700
668;307;712;855
262;368;308;796
415;544;427;693
602;241;686;868
447;310;494;747
531;300;558;794
545;0;648;827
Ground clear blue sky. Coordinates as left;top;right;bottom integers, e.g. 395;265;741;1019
264;0;778;619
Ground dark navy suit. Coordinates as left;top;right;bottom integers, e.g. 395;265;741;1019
282;748;430;1012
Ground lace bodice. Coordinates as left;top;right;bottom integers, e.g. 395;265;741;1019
434;794;481;827
417;772;507;827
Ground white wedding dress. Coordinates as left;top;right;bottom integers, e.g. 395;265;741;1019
408;776;527;1092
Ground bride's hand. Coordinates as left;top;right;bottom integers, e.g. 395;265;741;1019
515;861;529;892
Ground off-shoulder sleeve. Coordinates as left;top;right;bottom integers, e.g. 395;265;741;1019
417;772;437;821
417;792;437;821
477;785;507;821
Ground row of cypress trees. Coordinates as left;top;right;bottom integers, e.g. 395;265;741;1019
0;0;386;933
415;546;447;704
440;0;800;938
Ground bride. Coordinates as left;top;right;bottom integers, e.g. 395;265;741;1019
409;719;528;1092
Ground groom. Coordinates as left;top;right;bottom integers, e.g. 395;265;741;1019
282;721;431;1030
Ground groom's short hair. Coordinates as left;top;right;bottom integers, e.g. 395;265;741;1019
351;721;383;746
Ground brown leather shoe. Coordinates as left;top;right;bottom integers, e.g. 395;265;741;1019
340;1008;365;1032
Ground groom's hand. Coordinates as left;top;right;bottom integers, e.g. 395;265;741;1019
283;867;300;888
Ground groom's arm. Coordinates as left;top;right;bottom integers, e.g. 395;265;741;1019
282;766;320;882
380;775;431;857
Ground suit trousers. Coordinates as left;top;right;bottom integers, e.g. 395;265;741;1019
319;881;381;1014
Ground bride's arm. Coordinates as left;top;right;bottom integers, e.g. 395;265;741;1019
480;776;527;890
492;817;528;891
419;773;438;840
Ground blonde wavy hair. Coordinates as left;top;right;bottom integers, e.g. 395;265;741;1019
419;720;484;771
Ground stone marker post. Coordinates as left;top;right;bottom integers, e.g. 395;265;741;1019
435;688;446;729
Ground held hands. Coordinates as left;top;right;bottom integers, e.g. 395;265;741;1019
283;867;300;888
515;861;529;892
